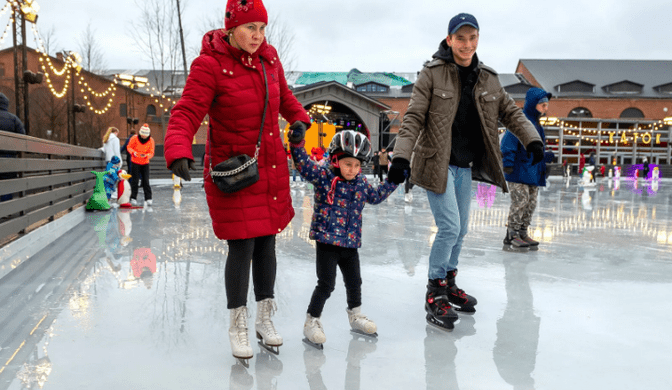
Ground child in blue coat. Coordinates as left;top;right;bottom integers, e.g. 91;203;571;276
288;128;398;347
103;156;122;201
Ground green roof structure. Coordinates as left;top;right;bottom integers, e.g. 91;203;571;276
295;69;412;87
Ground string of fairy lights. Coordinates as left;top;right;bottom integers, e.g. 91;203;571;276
0;6;180;116
500;117;671;147
551;118;669;145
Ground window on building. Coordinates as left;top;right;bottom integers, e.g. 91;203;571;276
556;81;595;93
120;103;127;117
504;84;533;95
620;107;644;118
147;105;157;116
602;81;643;95
355;83;388;93
653;82;672;94
568;107;593;118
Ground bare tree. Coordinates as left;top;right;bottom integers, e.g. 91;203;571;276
77;22;108;74
197;11;297;72
41;25;59;56
265;14;297;73
128;0;186;131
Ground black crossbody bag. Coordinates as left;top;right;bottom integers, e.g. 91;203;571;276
209;59;269;193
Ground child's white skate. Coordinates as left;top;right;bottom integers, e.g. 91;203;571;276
347;306;378;338
303;314;326;350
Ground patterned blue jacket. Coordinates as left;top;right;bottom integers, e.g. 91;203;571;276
291;144;398;248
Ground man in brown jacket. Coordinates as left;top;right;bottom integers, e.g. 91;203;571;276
388;13;544;331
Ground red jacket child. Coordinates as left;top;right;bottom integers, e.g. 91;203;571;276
126;125;155;166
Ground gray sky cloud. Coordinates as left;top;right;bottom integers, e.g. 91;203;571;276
16;0;672;75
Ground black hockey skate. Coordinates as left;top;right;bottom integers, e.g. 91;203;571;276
446;270;477;314
425;278;458;331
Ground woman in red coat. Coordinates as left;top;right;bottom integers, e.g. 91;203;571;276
164;0;310;363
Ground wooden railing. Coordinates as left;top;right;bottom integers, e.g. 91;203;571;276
0;132;105;245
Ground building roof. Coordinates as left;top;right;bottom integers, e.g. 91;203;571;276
293;69;412;87
103;69;187;96
519;59;672;99
292;81;390;110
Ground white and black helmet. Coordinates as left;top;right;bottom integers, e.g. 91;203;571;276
327;130;372;163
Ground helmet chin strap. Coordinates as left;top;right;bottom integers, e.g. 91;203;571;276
330;154;340;168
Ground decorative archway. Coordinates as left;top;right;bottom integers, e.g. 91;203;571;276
292;81;390;148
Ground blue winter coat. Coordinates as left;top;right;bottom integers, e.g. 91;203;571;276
0;93;25;158
291;144;398;248
500;88;555;187
103;157;121;200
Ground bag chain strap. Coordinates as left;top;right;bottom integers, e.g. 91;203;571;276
210;157;257;177
208;58;269;176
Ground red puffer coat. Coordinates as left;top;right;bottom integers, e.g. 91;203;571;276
164;29;310;240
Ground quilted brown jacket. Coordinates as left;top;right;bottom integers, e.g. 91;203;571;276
393;56;541;194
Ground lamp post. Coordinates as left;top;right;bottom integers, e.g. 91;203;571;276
116;73;148;138
308;102;331;149
10;0;40;135
62;51;82;145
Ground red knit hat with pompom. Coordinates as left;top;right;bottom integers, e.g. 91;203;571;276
225;0;268;31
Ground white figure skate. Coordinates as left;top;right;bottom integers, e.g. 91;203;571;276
229;306;253;367
347;306;378;338
255;298;283;355
303;314;326;350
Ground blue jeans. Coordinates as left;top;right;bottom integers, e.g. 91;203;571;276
426;165;472;280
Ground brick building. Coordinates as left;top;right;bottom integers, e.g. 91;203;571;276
0;47;191;148
515;59;672;120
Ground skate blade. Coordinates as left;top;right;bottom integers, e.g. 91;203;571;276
501;244;530;252
302;338;324;350
454;307;476;315
426;314;454;332
258;340;280;355
235;357;251;368
350;329;378;339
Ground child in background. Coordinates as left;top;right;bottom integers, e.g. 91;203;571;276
103;156;122;201
288;129;399;349
126;124;155;206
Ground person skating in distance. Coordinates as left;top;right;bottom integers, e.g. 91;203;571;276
501;87;555;248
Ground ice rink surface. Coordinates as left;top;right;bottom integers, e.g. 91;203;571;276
1;176;670;390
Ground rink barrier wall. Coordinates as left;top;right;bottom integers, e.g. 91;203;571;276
0;132;104;248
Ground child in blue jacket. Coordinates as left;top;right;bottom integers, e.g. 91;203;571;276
288;128;398;348
103;156;122;201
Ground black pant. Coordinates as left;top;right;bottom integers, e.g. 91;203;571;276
130;163;151;200
405;178;414;193
307;242;362;317
226;235;276;309
378;165;388;181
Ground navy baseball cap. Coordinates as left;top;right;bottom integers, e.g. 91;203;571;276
448;13;479;35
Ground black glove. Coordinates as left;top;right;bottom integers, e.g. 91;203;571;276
288;121;308;144
170;158;196;181
527;141;544;165
503;166;513;174
388;158;410;185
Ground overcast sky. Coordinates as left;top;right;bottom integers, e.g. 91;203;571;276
13;0;672;75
